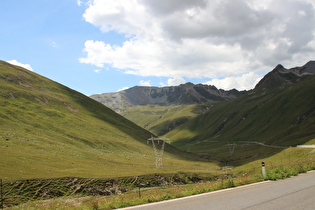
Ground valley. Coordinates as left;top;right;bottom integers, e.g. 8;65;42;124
1;60;315;209
94;61;315;165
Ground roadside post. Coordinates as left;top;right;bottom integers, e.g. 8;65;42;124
137;183;144;199
262;162;267;179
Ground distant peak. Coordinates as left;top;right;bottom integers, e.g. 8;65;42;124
181;82;195;86
302;60;315;74
304;60;315;68
305;60;315;64
274;64;284;70
254;61;315;90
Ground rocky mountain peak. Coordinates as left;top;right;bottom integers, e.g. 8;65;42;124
91;83;247;113
254;61;315;90
91;61;315;113
301;61;315;74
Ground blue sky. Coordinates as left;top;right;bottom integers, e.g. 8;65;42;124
1;0;315;95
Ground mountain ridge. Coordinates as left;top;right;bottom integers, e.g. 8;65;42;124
255;61;315;90
163;61;315;163
100;61;315;165
91;82;247;113
91;61;315;113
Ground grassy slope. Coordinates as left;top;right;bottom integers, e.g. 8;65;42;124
164;75;315;163
10;145;315;209
2;60;315;209
120;104;214;136
0;61;218;181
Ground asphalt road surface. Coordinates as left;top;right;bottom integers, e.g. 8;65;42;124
122;170;315;210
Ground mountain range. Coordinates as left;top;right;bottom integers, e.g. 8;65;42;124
91;61;315;164
92;61;315;113
1;59;315;180
1;58;315;210
91;82;247;113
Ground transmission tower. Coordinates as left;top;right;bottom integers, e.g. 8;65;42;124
147;136;169;169
226;142;237;156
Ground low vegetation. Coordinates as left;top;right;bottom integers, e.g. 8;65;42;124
121;104;212;136
1;61;315;209
0;61;218;181
5;146;315;209
0;60;219;206
125;75;315;165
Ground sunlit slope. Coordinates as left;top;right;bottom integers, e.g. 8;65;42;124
121;104;214;136
166;75;315;161
0;61;218;180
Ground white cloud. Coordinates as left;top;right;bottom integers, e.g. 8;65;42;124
79;0;315;89
77;0;83;6
203;72;263;91
139;80;151;86
118;87;129;92
94;69;102;73
7;60;34;71
51;41;57;48
167;77;186;86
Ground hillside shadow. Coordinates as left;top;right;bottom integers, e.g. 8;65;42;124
172;134;315;167
70;75;315;166
69;90;215;163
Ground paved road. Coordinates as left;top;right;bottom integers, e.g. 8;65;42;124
122;170;315;210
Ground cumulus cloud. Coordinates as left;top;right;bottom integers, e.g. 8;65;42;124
118;87;129;92
203;72;263;90
79;0;315;89
139;80;152;86
77;0;83;6
7;60;34;71
167;77;186;86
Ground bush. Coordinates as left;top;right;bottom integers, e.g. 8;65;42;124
223;178;235;188
160;194;173;200
266;164;307;180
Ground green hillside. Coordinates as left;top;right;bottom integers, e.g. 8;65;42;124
99;62;315;166
121;104;215;136
0;61;218;181
166;75;315;164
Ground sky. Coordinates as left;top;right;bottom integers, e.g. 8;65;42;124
1;0;315;95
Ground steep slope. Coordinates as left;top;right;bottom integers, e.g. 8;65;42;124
121;62;315;140
165;62;315;163
255;61;315;90
0;61;217;181
120;104;214;136
91;82;246;113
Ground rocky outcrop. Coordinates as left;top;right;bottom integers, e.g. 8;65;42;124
90;83;247;113
254;61;315;90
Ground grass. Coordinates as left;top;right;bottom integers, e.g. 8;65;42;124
2;172;220;207
1;60;315;208
121;104;209;136
5;179;238;209
5;146;315;209
0;60;219;182
118;76;315;166
163;76;315;164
